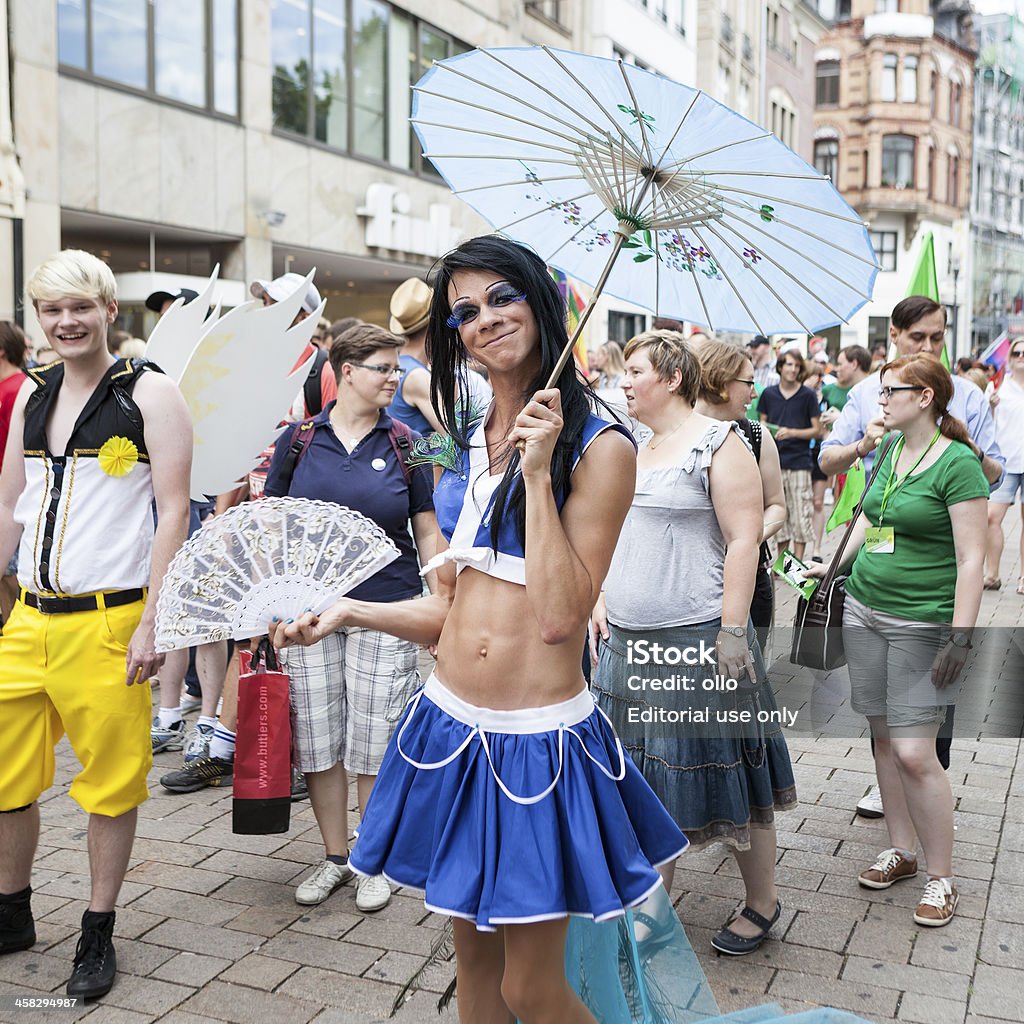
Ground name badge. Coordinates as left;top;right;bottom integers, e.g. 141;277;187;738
865;526;895;554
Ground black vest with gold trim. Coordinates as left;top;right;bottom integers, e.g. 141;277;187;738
16;358;160;596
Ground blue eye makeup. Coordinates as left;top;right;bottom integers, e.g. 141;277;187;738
446;284;528;329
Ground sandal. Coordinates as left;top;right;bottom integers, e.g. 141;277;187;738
710;901;782;956
632;910;676;961
983;577;1002;591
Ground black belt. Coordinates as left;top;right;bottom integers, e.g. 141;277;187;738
21;588;146;615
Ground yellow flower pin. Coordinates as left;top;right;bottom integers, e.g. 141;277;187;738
97;436;139;477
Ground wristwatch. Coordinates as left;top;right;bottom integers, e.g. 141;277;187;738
718;625;746;638
948;631;973;650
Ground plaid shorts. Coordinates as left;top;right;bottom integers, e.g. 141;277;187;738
780;468;814;544
288;627;420;775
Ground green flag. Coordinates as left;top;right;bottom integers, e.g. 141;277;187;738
905;232;949;368
826;460;866;532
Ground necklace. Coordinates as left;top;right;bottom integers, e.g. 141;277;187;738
648;419;687;450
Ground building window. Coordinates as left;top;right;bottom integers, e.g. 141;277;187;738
881;133;915;188
863;148;869;188
525;1;569;27
927;144;935;199
719;62;731;100
814;138;839;185
271;0;464;173
868;316;891;349
57;0;239;116
902;55;918;102
608;311;647;345
881;53;897;102
816;61;840;106
869;231;897;272
930;70;937;116
947;153;960;205
950;81;962;126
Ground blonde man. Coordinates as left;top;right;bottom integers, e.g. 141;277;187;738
0;250;192;999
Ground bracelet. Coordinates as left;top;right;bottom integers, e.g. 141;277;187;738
854;439;866;458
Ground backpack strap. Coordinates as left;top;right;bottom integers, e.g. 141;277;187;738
277;419;317;493
734;417;763;462
388;419;414;487
303;349;329;417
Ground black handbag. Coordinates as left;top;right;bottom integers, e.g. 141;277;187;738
790;435;897;670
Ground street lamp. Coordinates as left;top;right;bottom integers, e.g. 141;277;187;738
950;254;961;358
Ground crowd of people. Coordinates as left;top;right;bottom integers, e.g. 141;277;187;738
0;240;1019;1020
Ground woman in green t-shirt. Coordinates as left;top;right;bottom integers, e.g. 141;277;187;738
807;353;987;930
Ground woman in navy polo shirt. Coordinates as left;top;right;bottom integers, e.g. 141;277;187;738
264;323;436;914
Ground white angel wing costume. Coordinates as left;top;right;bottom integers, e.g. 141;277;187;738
145;268;324;501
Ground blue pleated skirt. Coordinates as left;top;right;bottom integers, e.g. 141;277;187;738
349;673;688;932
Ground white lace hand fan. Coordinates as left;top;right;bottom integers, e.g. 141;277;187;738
156;497;400;652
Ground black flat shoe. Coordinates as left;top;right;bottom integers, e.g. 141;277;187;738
710;900;781;956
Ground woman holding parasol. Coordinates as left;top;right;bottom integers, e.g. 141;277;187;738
272;235;686;1023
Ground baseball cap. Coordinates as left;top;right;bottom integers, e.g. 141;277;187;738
145;287;199;313
250;273;321;315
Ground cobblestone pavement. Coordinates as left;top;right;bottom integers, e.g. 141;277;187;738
2;514;1023;1024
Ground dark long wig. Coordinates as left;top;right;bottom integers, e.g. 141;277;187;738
426;235;594;551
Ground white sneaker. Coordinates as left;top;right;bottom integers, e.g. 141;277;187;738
178;694;202;714
355;873;391;913
295;859;353;906
856;784;884;819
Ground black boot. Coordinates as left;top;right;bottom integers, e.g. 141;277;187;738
0;886;35;954
66;910;116;999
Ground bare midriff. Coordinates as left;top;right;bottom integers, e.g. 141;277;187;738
434;566;588;710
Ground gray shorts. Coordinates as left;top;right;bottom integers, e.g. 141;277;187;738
843;593;952;728
287;627;420;775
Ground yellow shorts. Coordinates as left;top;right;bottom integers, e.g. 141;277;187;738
0;597;152;816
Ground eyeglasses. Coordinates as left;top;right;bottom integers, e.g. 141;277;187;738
734;378;756;386
349;362;406;377
447;283;528;329
1011;349;1024;358
878;385;925;399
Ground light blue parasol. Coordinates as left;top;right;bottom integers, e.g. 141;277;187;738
412;46;878;380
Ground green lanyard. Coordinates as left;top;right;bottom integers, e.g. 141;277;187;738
878;428;940;522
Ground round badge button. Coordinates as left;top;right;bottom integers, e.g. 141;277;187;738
371;458;387;471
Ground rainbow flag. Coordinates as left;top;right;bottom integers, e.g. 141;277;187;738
980;331;1011;370
550;268;589;372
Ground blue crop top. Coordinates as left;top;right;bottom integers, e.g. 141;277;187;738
419;406;635;585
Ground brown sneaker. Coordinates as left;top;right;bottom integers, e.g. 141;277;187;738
858;848;918;890
913;878;959;927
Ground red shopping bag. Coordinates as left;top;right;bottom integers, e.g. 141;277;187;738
233;639;292;835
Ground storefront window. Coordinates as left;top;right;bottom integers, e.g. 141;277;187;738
213;0;239;116
314;0;349;147
353;0;388;160
92;0;148;90
272;0;312;135
271;0;467;175
57;0;240;117
387;12;414;171
57;0;87;69
155;0;207;108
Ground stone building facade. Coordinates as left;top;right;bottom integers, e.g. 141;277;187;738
814;0;975;354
